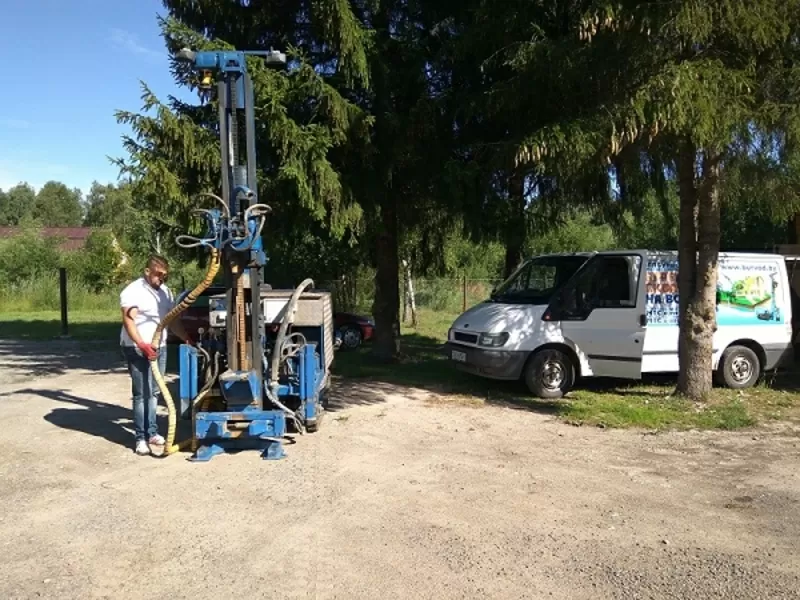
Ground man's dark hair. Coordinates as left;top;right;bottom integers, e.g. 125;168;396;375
146;254;169;270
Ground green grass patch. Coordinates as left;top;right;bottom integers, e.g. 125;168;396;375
561;388;757;430
334;307;800;431
0;279;118;313
0;310;120;341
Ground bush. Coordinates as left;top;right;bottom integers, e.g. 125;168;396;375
0;226;62;283
65;230;131;293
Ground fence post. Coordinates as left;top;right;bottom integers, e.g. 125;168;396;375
59;267;69;337
462;274;467;312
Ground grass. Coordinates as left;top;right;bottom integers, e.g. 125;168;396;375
0;310;120;341
562;386;757;430
2;305;799;432
333;308;800;432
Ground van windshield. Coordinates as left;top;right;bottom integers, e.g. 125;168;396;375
490;255;589;304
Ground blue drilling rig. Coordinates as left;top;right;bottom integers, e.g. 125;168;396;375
151;46;333;462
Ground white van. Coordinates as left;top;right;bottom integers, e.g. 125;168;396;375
445;250;796;398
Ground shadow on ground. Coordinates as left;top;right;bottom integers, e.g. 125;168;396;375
6;383;190;451
0;340;184;382
327;379;414;412
331;333;800;416
330;333;567;417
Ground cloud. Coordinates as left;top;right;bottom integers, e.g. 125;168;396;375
0;119;30;129
109;28;164;61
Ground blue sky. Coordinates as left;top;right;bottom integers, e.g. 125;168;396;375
0;0;195;196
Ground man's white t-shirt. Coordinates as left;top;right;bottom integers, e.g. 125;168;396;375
119;277;175;348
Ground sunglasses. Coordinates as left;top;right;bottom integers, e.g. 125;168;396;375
148;269;169;280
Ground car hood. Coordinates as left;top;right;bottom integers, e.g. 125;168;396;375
451;301;547;334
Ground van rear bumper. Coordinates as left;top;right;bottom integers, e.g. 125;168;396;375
444;342;528;380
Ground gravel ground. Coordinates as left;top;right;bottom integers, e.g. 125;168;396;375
0;339;799;599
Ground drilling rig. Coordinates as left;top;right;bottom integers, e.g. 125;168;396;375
149;47;334;462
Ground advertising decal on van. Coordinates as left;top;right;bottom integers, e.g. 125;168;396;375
646;257;786;327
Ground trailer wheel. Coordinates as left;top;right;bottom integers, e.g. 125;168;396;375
524;349;574;399
717;345;761;389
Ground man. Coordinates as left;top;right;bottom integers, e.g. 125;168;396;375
120;254;193;456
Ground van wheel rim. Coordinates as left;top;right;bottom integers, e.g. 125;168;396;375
731;356;752;382
542;361;565;390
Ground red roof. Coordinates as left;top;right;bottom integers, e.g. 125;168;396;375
0;227;93;251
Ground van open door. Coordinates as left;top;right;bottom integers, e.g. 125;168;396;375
544;251;647;380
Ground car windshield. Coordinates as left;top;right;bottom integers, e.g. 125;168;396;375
490;255;589;304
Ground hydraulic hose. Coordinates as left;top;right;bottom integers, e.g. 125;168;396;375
264;278;315;434
149;248;221;456
269;278;315;392
190;351;220;453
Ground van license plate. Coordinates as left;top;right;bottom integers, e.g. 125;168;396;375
451;350;467;362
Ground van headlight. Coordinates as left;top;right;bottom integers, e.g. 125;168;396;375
479;332;509;347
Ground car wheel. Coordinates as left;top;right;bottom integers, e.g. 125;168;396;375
339;325;362;350
717;345;761;389
524;349;574;399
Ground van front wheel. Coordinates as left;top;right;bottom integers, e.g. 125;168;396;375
717;345;761;389
524;349;574;399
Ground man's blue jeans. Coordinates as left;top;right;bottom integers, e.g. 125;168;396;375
121;345;167;442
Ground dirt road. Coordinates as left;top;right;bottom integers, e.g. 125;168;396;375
0;340;799;599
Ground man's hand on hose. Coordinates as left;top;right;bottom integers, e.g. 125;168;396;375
136;340;158;361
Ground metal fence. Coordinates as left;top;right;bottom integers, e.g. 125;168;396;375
317;277;505;318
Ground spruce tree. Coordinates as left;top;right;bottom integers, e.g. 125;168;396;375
505;0;800;399
113;1;464;361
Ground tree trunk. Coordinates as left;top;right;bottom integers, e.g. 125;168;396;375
402;258;417;327
676;141;722;400
369;4;401;362
372;201;401;362
503;168;527;278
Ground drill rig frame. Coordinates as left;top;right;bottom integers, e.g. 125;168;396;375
161;47;333;462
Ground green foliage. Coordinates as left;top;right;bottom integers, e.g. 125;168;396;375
617;188;680;249
32;181;84;227
527;210;617;255
64;230;130;293
0;228;128;311
0;225;63;284
111;12;370;263
0;183;35;226
5;0;800;371
0;181;86;228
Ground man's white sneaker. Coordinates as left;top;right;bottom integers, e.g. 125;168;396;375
135;440;151;455
148;434;165;448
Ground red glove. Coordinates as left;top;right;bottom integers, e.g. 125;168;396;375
184;336;195;346
136;340;158;360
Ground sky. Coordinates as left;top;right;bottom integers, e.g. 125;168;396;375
0;0;196;196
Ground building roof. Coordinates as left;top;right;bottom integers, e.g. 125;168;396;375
0;227;94;251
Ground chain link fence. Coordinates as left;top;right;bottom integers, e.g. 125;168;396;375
317;277;505;318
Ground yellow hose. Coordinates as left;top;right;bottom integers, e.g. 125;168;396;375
149;248;221;456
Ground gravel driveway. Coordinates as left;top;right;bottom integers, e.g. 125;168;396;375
0;340;799;599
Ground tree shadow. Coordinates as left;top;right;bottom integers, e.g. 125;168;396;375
330;333;571;418
327;378;407;412
330;332;800;417
0;339;184;383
